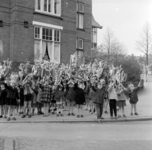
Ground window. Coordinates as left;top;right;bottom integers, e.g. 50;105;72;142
34;26;61;63
35;0;61;16
76;2;84;29
35;27;40;39
92;28;97;49
77;2;84;12
77;39;83;49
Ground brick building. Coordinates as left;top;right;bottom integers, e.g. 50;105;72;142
0;0;101;64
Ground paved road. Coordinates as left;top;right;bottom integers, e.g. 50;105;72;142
0;121;152;150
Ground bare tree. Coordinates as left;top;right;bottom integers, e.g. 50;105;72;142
136;22;152;65
102;27;115;62
98;27;127;63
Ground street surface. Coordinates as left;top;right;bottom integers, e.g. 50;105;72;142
0;121;152;150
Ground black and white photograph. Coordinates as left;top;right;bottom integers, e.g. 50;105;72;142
0;0;152;149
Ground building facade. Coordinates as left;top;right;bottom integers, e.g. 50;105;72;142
0;0;101;64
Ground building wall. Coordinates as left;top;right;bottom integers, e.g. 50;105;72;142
0;0;92;64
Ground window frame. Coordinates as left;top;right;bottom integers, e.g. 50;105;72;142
91;27;97;49
34;26;61;63
77;38;84;50
35;0;61;17
76;2;84;29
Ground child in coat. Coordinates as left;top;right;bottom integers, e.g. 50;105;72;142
92;80;106;122
128;81;141;116
75;82;85;118
0;82;7;118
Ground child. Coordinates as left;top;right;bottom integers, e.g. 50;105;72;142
84;81;90;111
31;77;39;115
18;85;24;115
88;85;96;114
22;80;33;118
36;81;43;115
50;84;57;114
92;80;106;122
41;80;51;117
116;83;127;118
0;82;7;118
62;81;68;111
66;80;75;116
54;84;64;116
128;81;141;116
6;81;19;121
108;80;118;120
75;82;85;118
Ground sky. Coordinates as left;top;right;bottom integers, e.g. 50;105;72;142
92;0;152;56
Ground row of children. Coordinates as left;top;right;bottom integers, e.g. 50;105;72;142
0;73;142;122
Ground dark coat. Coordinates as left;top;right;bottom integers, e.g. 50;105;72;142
128;87;139;104
92;86;106;104
0;89;7;105
66;87;75;102
6;85;19;100
75;88;85;105
5;85;19;105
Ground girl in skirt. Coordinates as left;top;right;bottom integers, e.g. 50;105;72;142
41;80;51;117
0;82;7;118
116;83;127;118
54;84;64;116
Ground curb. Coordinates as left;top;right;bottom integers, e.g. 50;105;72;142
0;117;152;123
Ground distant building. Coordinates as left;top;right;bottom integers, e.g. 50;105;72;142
0;0;101;64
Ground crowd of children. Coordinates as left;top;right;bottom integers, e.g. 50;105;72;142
0;72;142;122
0;58;142;122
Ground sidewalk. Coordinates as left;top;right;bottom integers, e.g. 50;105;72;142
0;76;152;123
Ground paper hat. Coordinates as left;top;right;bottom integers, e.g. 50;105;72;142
68;80;75;85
